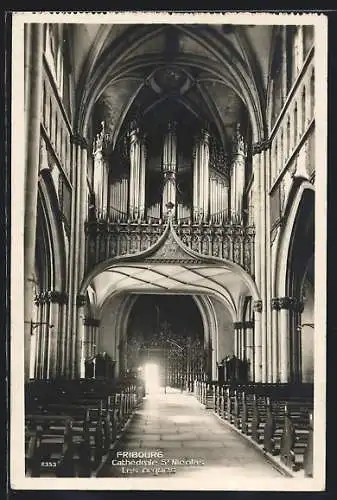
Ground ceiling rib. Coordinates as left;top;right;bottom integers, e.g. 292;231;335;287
106;268;169;290
104;263;234;305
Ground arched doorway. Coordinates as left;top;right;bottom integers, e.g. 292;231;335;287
287;188;314;382
125;294;205;390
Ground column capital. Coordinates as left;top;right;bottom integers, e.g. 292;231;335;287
252;138;271;156
34;290;68;305
233;322;243;329
83;317;100;327
271;298;281;310
76;294;87;307
253;299;263;313
243;321;254;329
278;297;292;309
72;134;88;149
277;296;304;311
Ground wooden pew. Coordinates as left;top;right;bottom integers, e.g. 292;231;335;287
25;377;142;475
25;415;76;477
303;412;313;477
280;401;313;471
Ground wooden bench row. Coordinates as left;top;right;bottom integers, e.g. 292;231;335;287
25;379;144;477
194;381;314;477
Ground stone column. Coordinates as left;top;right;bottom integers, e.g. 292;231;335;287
265;147;273;382
47;291;67;378
32;290;67;379
253;300;263;382
32;293;43;379
81;317;100;377
66;136;85;379
162;121;177;218
233;322;241;357
54;292;68;378
271;298;280;382
75;294;86;379
252;152;261;291
245;321;254;380
24;24;44;381
24;24;32;134
252;149;262;383
279;297;291;382
297;26;304;70
281;26;288;103
78;142;88;288
260;149;267;383
240;324;246;360
292;298;304;383
252;141;271;382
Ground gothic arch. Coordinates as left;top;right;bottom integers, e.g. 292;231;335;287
97;290;221;378
75;25;266;143
274;178;314;298
36;170;67;292
79;219;260;304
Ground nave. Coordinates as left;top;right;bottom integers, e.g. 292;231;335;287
97;388;283;479
19;17;322;488
25;376;313;481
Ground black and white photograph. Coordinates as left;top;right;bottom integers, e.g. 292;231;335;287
10;11;327;491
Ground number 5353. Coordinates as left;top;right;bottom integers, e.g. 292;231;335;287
40;461;57;467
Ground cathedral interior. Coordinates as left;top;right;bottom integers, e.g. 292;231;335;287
21;21;318;481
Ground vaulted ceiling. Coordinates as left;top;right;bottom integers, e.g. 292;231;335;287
70;23;276;144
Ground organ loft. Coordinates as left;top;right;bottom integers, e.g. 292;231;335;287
18;18;320;481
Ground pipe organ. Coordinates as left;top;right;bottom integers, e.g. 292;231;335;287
209;171;229;223
129;121;147;221
193;128;210;222
91;121;249;225
109;177;128;221
162;121;177;218
230;124;247;223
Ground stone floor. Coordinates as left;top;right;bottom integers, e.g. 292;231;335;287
97;388;285;480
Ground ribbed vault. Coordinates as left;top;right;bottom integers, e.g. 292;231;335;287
74;24;272;143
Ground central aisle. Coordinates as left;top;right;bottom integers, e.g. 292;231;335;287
97;388;284;480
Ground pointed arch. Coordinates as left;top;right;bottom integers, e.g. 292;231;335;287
37;170;67;291
274;178;314;297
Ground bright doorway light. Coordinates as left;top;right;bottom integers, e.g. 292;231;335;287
144;363;160;394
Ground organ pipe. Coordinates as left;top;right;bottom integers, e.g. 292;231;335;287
193;128;210;222
139;136;147;220
193;141;199;221
162;121;177;218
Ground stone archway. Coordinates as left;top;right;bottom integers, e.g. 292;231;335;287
78;218;259;380
274;181;315;382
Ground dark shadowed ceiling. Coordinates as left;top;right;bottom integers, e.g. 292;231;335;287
72;23;275;144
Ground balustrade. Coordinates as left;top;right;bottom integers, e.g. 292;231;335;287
85;217;255;274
